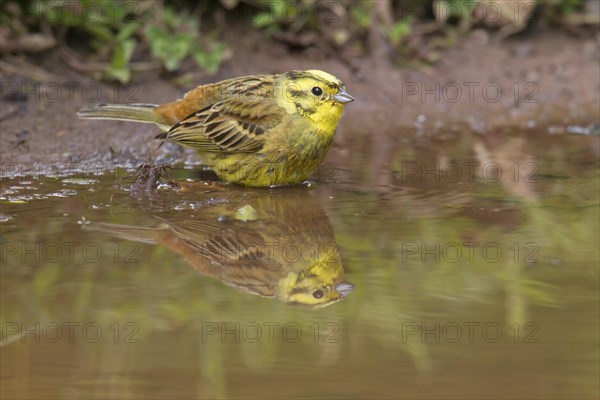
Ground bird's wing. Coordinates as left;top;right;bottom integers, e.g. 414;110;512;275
165;218;264;262
162;218;286;297
156;75;286;154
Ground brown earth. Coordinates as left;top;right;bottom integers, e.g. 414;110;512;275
1;27;598;176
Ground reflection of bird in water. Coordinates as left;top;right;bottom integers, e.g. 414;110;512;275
88;187;354;308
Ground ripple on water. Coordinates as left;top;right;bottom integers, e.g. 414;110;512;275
62;178;99;185
48;189;79;197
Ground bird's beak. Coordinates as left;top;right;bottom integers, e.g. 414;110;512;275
335;281;355;297
334;89;355;104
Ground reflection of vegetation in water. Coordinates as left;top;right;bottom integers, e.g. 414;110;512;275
331;132;599;373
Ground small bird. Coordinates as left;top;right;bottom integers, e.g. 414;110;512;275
87;187;355;308
78;70;354;187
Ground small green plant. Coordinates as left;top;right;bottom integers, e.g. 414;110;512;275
27;0;143;82
349;1;373;30
252;0;324;33
385;17;413;46
553;0;585;14
145;7;226;75
14;0;226;82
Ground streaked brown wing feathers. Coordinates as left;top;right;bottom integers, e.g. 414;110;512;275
159;104;261;152
163;218;285;297
159;75;284;153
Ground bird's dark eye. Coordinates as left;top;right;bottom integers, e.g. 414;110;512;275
311;87;323;96
312;289;324;299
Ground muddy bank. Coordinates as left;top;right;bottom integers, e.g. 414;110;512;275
1;28;598;175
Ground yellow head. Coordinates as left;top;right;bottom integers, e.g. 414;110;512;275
277;69;354;134
277;255;355;308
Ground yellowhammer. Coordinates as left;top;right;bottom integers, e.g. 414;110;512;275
78;70;354;187
88;187;354;308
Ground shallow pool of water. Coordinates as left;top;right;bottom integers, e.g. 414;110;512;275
1;129;598;399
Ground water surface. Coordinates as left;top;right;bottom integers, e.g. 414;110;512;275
1;129;598;399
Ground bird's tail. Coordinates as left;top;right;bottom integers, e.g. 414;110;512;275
77;103;168;128
84;222;166;244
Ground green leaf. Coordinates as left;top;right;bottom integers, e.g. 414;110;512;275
350;6;372;29
84;23;114;42
145;26;168;43
146;27;194;71
192;44;225;75
253;12;274;28
163;7;181;29
108;38;136;83
386;19;412;45
117;21;142;41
